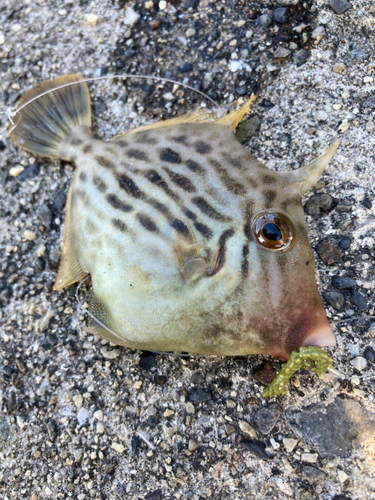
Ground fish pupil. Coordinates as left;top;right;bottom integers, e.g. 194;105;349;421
262;223;282;241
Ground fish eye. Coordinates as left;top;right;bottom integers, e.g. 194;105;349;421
250;211;294;251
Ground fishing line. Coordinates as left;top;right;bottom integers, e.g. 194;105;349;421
1;72;226;139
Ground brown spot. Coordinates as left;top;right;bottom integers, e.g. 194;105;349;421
115;140;129;148
93;176;107;192
137;213;158;232
241;244;249;278
221;153;246;171
112;218;127;232
246;176;258;189
245;200;255;220
117;173;143;199
195;141;212;154
209;158;246;196
171;218;189;235
105;146;117;155
106;193;133;212
75;188;89;206
147;198;173;219
186;159;206;176
126;149;149;161
171;135;187;144
144;169;180;201
194;221;213;239
160;148;181;164
136;133;157;145
263;190;277;207
79;172;87;182
262;174;277;185
70;137;83;146
192;197;229;221
164;167;196;192
95;155;116;170
82;144;92;154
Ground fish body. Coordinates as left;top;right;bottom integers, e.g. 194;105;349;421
10;74;338;359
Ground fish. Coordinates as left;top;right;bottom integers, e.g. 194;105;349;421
9;73;339;361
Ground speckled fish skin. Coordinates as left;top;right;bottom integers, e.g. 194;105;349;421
9;74;338;359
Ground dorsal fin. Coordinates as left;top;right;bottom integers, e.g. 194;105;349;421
53;186;87;290
111;109;212;141
111;97;256;140
213;96;256;130
171;219;208;283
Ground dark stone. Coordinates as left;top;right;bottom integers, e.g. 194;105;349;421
131;434;140;452
210;28;220;40
37;204;52;228
364;346;375;362
344;46;365;67
349;289;367;311
302;465;326;481
44;334;58;348
272;7;288;23
323;291;345;311
286;398;375;458
53;190;66;212
99;67;109;76
115;59;124;69
253;404;281;435
139;351;156;371
305;194;334;215
187;387;213;402
140;84;154;96
144;489;163;500
257;14;271;28
0;417;10;441
316;239;342;265
35;256;46;272
190;372;205;385
235;85;247;96
236;115;261;143
119;94;128;103
185;0;200;8
178;63;193;73
332;275;356;289
207;90;218;101
242;439;271;460
330;0;352;14
253;361;277;386
361;95;375;109
17;162;41;181
93;101;107;115
339;236;351;250
362;196;372;209
294;49;310;67
124;49;135;57
0;140;6;151
353;91;367;103
259;99;274;109
47;420;58;441
332;496;352;500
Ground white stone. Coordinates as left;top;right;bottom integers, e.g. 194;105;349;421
338;470;349;483
124;7;140;26
86;13;99;26
301;453;318;463
145;1;153;8
0;32;5;45
96;422;105;434
112;442;125;453
9;166;25;177
283;438;298;453
185;28;196;38
338;119;350;132
77;407;89;425
94;409;104;421
312;26;325;39
364;76;374;83
228;60;243;72
23;230;37;241
350;356;367;371
73;394;83;410
159;0;167;9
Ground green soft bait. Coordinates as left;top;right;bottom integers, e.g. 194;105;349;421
262;346;334;398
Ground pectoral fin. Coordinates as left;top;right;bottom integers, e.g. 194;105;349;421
53;186;87;290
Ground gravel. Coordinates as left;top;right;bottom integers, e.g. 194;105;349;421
0;0;374;499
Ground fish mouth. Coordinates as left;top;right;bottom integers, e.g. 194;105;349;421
302;322;336;348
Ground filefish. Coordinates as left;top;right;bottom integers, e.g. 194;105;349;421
10;74;339;360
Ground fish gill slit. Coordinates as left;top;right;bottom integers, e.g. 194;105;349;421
241;244;249;278
207;228;235;277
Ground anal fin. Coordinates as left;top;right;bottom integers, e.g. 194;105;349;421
53;186;87;290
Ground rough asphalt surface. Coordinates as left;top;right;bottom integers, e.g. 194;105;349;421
0;0;375;499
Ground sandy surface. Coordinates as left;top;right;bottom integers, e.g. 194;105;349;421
0;0;374;499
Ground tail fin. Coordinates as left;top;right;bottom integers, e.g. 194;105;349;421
9;74;91;158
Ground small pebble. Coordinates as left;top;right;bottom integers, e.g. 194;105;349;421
111;442;125;453
242;439;271;460
94;410;104;421
23;230;37;241
316;239;342;265
339;119;350;132
332;63;346;74
238;420;257;439
311;26;325;41
350;357;367;372
124;7;140;25
188;387;212;402
186;28;196;38
283;438;298;452
9;166;25;177
272;7;288;23
323;291;345;311
301;453;318;463
159;0;167;9
364;346;375;362
330;0;352;15
18;162;41;181
338;470;349;483
0;32;5;45
305;194;333;215
294;49;310;67
253;404;281;435
274;47;291;58
86;13;99;26
332;275;356;289
349;289;367;311
258;14;271;28
77;407;89;425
